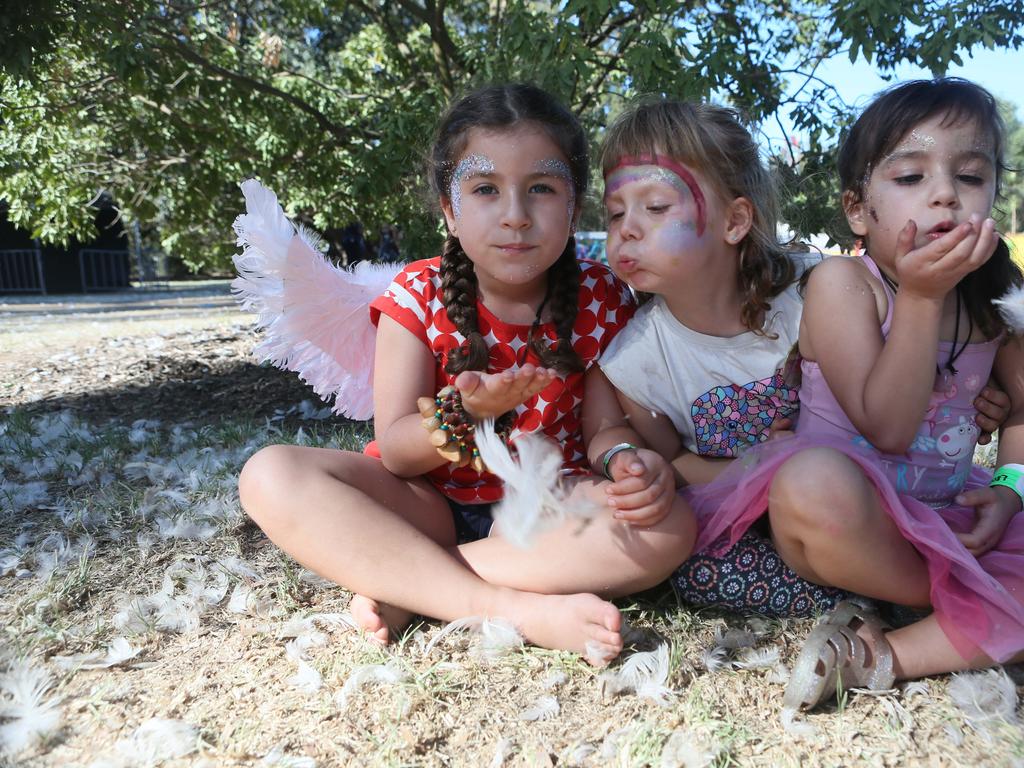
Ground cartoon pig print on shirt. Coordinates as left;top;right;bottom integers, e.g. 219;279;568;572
936;416;979;488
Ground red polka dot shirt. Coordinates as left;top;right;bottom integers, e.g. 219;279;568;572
369;257;635;504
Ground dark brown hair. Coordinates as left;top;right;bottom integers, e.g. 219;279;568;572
600;99;795;334
428;83;587;375
838;77;1023;339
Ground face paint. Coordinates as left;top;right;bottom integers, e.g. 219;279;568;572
604;155;707;235
535;158;576;224
449;154;494;219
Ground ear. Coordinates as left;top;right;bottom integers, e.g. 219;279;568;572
723;197;754;244
440;196;458;236
843;190;868;237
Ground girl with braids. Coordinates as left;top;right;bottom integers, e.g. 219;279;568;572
239;83;696;665
594;98;1009;619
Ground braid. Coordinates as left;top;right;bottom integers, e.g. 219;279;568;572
528;238;584;374
440;235;489;374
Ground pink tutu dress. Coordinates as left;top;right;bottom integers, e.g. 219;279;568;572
686;254;1024;663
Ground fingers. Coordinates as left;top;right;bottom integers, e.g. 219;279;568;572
974;387;1009;438
956;524;999;557
894;219;918;260
609;487;673;526
458;365;556;417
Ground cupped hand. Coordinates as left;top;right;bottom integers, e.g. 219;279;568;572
604;447;676;527
954;486;1021;556
894;215;997;301
974;383;1011;445
456;364;556;420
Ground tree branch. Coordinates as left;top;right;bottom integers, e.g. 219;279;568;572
150;30;366;143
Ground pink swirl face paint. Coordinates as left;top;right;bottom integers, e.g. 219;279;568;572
604;155;707;236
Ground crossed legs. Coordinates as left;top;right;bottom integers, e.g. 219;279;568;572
239;445;695;663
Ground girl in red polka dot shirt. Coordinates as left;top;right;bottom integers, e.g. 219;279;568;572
239;83;696;665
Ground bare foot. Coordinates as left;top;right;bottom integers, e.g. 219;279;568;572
502;591;623;666
350;594;413;645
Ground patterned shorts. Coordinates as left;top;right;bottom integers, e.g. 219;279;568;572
448;499;494;544
671;530;848;618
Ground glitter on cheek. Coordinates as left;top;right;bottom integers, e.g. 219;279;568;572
653;219;699;257
449;154;494;219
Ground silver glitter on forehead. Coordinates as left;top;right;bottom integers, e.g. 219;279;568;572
536;158;576;222
908;129;937;148
449;154;494;219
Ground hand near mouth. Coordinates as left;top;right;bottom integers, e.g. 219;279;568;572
893;214;998;301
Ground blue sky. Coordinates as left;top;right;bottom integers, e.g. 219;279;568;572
767;44;1023;150
815;44;1024;115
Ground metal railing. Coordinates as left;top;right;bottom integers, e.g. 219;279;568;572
0;247;46;293
78;248;130;291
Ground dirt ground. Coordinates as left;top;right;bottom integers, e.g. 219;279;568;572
0;282;318;423
1;284;1022;768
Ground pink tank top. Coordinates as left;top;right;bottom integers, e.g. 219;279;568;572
797;254;1000;506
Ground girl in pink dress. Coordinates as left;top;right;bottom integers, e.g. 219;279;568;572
686;78;1024;710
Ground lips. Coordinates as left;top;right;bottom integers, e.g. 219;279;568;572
496;243;535;252
926;221;956;239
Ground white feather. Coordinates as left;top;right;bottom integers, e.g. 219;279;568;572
700;646;731;673
334;662;407;708
518;695;560;721
261;744;317;767
947;668;1019;736
993;283;1024;334
423;616;523;659
116;718;198;763
231;179;401;419
902;680;931;700
52;638;141;671
732;645;781;670
599;643;674;705
476;421;601;548
0;660;62;755
541;670;567;690
659;729;720;768
287;661;322;694
488;737;515;768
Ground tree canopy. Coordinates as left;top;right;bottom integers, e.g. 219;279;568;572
2;1;1022;271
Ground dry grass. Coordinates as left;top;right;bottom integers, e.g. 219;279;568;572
1;300;1023;767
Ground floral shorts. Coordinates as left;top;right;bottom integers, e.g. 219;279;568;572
671;530;848;618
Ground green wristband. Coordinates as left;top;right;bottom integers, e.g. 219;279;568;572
602;443;637;481
989;463;1024;504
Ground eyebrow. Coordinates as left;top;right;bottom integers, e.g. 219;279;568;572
882;149;995;165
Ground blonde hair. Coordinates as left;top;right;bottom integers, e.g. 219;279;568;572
600;99;794;333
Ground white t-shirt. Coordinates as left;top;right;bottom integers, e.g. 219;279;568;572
600;281;805;457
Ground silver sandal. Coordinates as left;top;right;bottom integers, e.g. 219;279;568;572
784;600;896;711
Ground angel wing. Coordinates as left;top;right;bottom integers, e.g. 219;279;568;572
231;179;402;419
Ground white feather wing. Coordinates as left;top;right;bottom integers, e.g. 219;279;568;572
231;179;402;419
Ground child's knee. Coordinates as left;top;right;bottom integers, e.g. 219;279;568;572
238;444;298;522
770;448;870;532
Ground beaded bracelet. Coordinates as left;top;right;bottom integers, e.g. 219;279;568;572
417;385;514;472
990;463;1024;506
